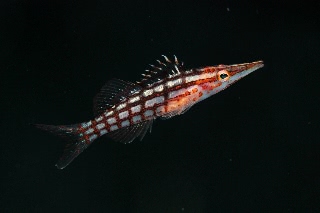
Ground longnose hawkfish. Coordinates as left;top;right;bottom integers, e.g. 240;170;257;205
34;55;264;169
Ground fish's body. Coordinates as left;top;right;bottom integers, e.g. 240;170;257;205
34;55;264;169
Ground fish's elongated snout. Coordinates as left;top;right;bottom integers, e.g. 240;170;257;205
251;60;264;70
223;60;264;85
230;60;264;73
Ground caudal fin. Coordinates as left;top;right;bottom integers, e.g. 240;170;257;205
33;123;89;169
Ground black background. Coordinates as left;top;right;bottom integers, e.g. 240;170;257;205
1;0;320;212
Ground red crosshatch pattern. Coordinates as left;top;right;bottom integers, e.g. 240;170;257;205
34;56;264;169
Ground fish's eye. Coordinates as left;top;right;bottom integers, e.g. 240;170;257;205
217;70;230;82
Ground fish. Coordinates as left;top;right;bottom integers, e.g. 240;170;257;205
34;55;264;169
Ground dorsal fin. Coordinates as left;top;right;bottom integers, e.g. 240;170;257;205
137;55;185;87
93;78;142;116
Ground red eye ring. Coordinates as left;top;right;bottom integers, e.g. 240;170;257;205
217;70;230;82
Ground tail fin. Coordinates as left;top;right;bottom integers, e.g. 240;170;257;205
33;123;89;169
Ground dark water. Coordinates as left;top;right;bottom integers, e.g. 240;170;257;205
1;1;320;212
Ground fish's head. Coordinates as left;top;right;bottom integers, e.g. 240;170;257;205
216;60;264;86
194;60;264;102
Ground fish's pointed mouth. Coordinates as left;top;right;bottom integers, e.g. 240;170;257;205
229;60;264;75
253;60;264;69
226;60;264;84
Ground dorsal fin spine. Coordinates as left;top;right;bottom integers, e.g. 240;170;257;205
137;55;185;87
174;55;178;64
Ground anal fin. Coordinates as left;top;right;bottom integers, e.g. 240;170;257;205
107;120;154;144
